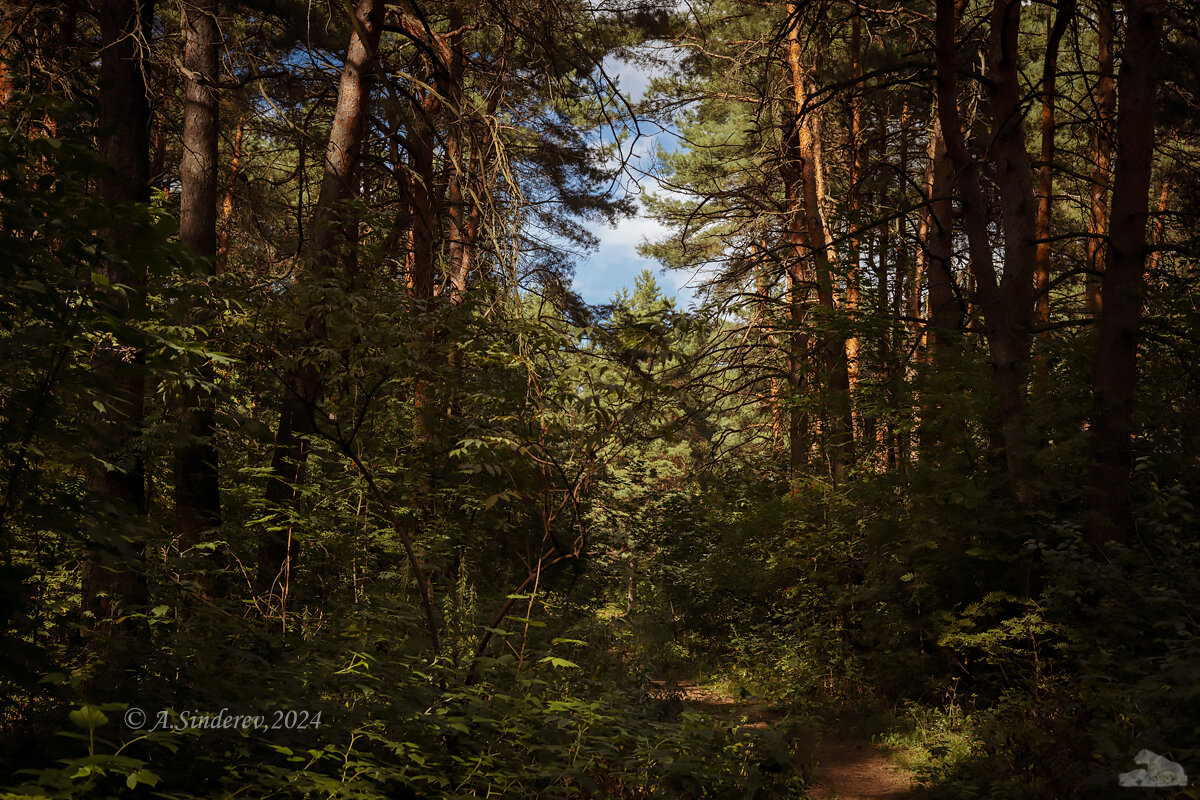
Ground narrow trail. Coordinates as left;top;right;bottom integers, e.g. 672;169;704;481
806;736;913;799
669;682;914;799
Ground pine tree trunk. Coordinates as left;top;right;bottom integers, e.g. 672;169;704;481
408;101;438;441
936;0;1037;507
1086;0;1115;317
260;0;385;594
443;8;475;304
1087;0;1162;550
785;179;811;477
988;0;1039;503
924;112;957;351
176;0;222;585
919;108;960;459
785;5;854;481
1033;0;1075;379
1146;176;1170;275
83;0;155;624
845;8;862;403
899;99;917;468
876;203;891;470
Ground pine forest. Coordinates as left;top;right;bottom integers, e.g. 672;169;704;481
1;0;1198;796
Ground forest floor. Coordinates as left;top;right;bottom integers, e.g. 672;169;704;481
803;735;914;800
671;682;914;799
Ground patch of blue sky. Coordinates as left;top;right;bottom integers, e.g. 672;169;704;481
248;25;701;310
572;51;707;310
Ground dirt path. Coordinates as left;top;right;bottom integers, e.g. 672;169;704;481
669;682;913;799
806;736;912;799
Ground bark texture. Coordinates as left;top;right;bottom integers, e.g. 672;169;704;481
785;4;854;481
924;111;958;351
176;0;222;577
936;0;1038;506
83;0;155;623
1086;0;1115;317
1033;0;1075;378
1087;0;1162;550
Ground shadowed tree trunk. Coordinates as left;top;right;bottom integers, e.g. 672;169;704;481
924;111;958;354
782;115;811;477
781;110;812;478
899;98;916;468
1086;0;1115;317
935;0;1038;507
750;250;785;451
873;183;891;468
1087;0;1162;551
919;108;961;460
443;7;475;305
407;97;439;441
1033;0;1075;380
845;7;862;402
176;0;222;588
259;0;385;595
786;235;811;478
82;0;155;624
985;0;1039;505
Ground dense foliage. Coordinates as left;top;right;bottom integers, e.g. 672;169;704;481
1;0;1198;797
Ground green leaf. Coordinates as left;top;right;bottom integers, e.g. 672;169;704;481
126;769;159;789
68;705;108;730
538;656;580;669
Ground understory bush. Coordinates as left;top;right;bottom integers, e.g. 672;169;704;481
2;597;804;799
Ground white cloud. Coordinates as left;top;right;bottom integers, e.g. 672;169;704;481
604;56;654;102
575;193;703;309
603;209;668;247
575;47;701;309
